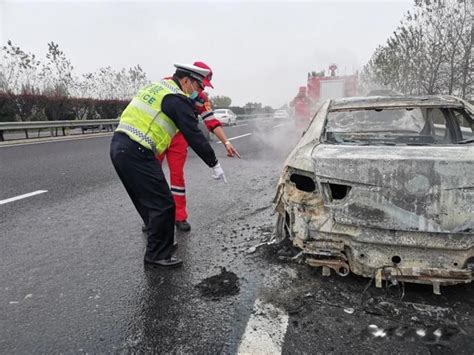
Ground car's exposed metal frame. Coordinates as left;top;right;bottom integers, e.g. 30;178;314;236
275;95;474;294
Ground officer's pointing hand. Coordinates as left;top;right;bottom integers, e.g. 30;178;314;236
211;163;227;183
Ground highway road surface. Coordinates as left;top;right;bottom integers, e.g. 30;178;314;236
1;118;473;354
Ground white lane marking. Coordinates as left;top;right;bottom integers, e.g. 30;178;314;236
273;123;289;128
217;133;252;144
0;190;48;205
232;124;248;128
0;132;112;148
238;298;289;354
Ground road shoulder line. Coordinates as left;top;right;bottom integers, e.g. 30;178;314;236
0;190;48;205
237;298;289;354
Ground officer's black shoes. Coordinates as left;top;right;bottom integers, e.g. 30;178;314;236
175;220;191;232
171;243;178;254
144;256;183;268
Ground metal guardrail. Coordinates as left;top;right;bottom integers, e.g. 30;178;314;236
0;114;275;141
0;119;119;141
0;119;119;130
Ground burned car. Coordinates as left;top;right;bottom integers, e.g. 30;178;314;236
274;96;474;294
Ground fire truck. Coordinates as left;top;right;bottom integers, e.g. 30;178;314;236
289;64;358;128
306;63;358;102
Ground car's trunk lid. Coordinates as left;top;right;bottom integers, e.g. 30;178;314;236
312;144;474;233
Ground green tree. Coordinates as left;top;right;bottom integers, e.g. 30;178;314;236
263;105;274;113
210;95;232;108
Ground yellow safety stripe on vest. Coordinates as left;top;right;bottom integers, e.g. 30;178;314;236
128;98;177;137
129;98;158;117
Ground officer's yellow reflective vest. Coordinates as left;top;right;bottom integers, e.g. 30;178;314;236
116;79;186;154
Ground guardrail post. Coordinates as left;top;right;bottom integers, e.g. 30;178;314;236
0;130;4;142
25;129;29;139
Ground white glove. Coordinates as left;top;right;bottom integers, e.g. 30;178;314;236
211;163;227;183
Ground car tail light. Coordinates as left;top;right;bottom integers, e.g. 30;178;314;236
290;173;316;192
320;182;351;201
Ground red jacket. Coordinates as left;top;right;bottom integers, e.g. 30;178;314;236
291;95;311;118
194;91;222;132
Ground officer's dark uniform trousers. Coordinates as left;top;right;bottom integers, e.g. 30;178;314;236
110;132;175;261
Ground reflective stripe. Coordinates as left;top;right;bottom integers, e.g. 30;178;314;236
130;98;159;117
171;185;185;191
155;116;177;137
128;98;176;137
117;123;157;153
160;80;181;94
202;111;215;120
171;185;186;196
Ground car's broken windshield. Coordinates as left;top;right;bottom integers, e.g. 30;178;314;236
325;107;452;145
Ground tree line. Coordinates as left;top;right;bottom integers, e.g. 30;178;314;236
0;41;148;99
361;0;472;99
0;41;148;122
0;41;275;122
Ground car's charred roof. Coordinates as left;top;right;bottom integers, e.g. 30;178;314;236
329;95;466;112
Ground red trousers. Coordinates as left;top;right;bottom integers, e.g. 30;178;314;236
158;133;188;222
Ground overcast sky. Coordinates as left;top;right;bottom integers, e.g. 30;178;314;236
1;0;413;107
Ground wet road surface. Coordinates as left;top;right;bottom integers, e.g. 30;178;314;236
1;118;473;354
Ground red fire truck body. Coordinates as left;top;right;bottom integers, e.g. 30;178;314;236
289;64;358;129
306;64;358;102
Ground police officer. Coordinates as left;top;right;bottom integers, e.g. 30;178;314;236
110;63;226;268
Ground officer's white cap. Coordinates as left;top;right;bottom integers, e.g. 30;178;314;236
174;63;210;83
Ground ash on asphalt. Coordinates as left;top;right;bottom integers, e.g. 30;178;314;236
268;237;301;259
254;238;474;354
196;267;240;300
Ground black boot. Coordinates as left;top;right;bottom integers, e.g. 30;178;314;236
144;255;183;268
175;220;191;232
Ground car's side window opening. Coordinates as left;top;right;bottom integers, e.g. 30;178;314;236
424;108;450;143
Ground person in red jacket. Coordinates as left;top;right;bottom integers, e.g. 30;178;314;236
158;61;240;232
290;86;312;129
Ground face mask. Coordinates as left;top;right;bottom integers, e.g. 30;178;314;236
186;78;201;100
189;90;199;100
